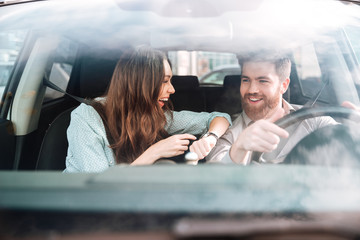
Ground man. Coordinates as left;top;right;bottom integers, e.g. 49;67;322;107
207;53;337;165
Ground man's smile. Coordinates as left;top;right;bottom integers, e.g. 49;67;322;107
249;97;263;103
246;94;264;105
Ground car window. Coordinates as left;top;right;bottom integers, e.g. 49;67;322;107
44;38;78;102
345;25;360;64
201;71;224;84
2;1;360;238
344;25;360;89
0;29;27;100
292;34;359;106
168;51;239;84
293;43;330;103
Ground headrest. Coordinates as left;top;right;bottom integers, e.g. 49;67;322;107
171;75;199;90
78;57;118;98
223;75;241;89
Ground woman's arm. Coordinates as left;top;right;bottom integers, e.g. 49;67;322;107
165;110;232;161
132;116;230;165
130;134;196;165
189;116;230;160
207;116;231;138
165;110;232;136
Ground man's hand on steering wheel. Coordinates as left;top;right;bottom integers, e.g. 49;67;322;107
250;105;360;164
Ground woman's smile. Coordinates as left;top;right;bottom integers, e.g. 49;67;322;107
158;97;169;107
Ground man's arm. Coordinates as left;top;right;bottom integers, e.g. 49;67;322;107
230;108;289;165
206;127;236;163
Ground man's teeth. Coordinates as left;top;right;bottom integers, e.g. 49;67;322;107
249;98;260;102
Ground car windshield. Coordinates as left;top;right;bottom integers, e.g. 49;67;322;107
1;0;360;238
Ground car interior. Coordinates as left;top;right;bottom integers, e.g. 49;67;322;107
1;0;360;173
4;42;310;171
0;37;353;172
2;2;360;239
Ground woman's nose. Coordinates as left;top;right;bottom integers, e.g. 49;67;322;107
168;83;175;94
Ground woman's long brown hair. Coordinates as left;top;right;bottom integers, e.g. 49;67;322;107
93;46;171;163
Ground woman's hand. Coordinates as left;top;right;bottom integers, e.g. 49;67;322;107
131;134;196;165
189;135;217;160
188;116;231;161
153;134;197;158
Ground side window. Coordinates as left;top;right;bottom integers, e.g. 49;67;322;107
0;30;27;100
344;26;360;87
345;25;360;64
293;43;333;104
44;39;78;102
168;51;240;85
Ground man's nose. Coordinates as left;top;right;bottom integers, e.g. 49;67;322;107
248;81;259;93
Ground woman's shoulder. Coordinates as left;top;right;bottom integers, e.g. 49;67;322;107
70;103;105;132
72;97;105;115
72;103;100;119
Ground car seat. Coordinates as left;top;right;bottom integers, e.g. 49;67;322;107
36;107;75;170
214;75;242;118
36;54;119;170
170;75;206;112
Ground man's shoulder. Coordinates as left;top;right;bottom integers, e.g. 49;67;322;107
225;113;247;136
231;113;245;127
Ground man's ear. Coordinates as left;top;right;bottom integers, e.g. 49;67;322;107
280;78;290;94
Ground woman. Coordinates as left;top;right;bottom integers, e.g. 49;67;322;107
64;46;231;172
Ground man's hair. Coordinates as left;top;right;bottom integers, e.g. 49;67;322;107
238;52;291;81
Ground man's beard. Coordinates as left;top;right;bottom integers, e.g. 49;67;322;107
241;90;281;121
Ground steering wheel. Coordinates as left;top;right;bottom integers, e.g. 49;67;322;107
251;106;360;164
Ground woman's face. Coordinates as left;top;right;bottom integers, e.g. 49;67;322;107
158;60;175;108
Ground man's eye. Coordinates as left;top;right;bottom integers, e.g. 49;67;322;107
259;80;268;83
241;79;249;83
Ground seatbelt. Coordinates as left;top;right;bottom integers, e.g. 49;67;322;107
43;75;115;147
43;73;93;105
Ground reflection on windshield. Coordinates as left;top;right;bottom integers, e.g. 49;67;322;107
1;0;359;53
1;1;360;234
